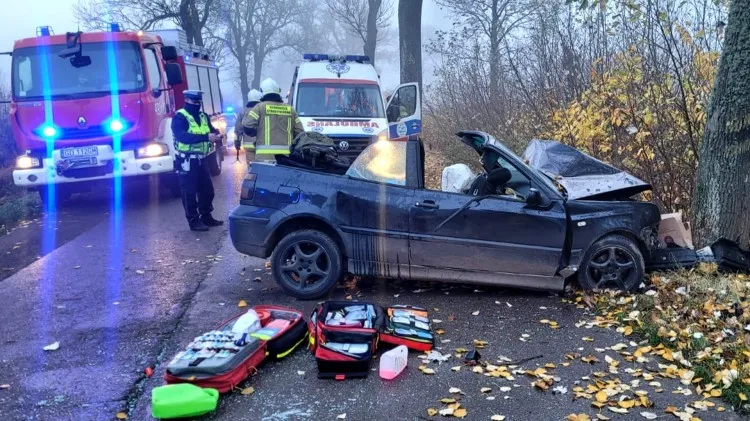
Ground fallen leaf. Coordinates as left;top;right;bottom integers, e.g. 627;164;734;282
566;415;590;421
336;414;346;420
740;392;747;401
491;416;506;421
481;387;492;393
454;408;467;418
438;407;454;416
116;413;127;420
595;415;609;421
595;390;608;402
427;408;438;416
472;311;480;316
135;269;145;275
608;407;628;414
43;341;60;351
435;329;445;335
640;412;657;420
451;366;461;372
297;371;305;376
0;384;9;390
74;265;81;269
439;398;456;404
449;387;464;394
422;368;435;375
237;300;248;308
240;386;254;395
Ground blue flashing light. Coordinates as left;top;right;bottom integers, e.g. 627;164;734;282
303;53;331;61
106;118;126;134
40;125;58;139
184;55;191;62
110;23;121;32
226;106;234;113
345;55;370;63
39;26;51;37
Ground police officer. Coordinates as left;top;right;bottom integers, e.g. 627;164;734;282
234;89;263;163
242;78;304;161
172;90;225;231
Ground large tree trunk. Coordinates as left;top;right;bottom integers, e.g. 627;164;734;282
238;56;250;103
252;49;264;90
488;0;500;104
693;0;750;248
365;0;381;64
398;0;423;88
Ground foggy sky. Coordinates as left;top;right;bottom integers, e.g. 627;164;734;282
0;0;448;106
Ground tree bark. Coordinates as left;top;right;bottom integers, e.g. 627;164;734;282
488;0;500;104
398;0;423;89
365;0;381;64
252;47;264;90
693;0;750;248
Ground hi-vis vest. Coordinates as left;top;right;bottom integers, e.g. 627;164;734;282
244;102;303;156
175;109;211;155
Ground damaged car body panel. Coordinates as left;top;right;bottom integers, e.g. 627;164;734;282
229;130;662;299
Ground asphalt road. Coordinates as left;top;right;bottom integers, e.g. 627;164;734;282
0;156;741;421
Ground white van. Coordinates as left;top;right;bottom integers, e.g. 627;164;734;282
289;54;421;161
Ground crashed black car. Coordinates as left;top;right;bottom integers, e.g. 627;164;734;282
229;131;660;299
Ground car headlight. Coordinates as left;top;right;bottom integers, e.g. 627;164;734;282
16;155;41;169
136;143;169;158
376;129;389;142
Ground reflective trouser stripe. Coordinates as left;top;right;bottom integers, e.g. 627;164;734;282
248;111;259;119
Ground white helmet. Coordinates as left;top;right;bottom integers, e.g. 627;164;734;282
247;89;262;103
260;78;281;95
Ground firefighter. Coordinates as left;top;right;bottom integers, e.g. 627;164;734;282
171;90;224;232
242;78;304;161
234;89;263;163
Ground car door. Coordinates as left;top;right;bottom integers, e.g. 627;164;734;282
336;141;413;279
410;189;567;278
385;82;422;140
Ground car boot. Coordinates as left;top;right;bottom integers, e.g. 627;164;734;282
200;214;224;227
189;219;210;232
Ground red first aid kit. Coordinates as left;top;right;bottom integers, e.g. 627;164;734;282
308;301;434;380
165;305;307;393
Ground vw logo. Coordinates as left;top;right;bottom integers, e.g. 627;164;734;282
338;141;350;151
77;116;87;127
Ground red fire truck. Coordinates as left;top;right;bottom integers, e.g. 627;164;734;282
4;25;227;202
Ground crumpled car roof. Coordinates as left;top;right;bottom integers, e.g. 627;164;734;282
522;139;652;200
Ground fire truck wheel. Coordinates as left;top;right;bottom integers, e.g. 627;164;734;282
207;151;223;176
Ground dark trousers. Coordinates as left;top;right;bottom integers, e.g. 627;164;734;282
178;158;214;222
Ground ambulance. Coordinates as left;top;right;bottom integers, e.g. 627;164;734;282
288;54;421;162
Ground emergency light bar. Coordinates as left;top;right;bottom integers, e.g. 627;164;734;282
303;53;370;63
37;26;53;37
110;23;121;32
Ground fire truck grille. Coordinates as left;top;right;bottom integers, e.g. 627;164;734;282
60;125;108;140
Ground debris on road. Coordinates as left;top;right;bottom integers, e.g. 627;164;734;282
0;384;10;390
42;341;59;351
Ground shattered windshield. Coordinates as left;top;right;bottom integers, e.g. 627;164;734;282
346;141;406;186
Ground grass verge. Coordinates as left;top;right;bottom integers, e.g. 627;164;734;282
0;167;40;236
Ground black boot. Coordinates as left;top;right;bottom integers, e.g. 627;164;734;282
200;214;224;227
189;219;209;231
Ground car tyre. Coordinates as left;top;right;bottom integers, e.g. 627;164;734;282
271;229;342;300
206;151;222;176
578;235;644;292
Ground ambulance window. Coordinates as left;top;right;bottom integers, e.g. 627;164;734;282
144;49;161;90
387;85;416;122
198;67;214;115
208;68;222;113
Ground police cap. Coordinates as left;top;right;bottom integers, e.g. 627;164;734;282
183;90;204;101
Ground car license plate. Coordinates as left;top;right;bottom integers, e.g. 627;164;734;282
61;146;98;159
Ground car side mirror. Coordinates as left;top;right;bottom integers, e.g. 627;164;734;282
165;63;183;86
526;188;542;206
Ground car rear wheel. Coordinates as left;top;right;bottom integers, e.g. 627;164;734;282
578;235;644;292
271;229;342;300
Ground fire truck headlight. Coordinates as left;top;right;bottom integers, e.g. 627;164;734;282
16;155;41;169
107;118;126;134
137;143;169;158
40;125;58;139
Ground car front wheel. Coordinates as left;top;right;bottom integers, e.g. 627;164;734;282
578;235;644;292
271;229;342;300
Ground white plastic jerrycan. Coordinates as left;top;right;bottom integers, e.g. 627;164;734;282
379;345;408;380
